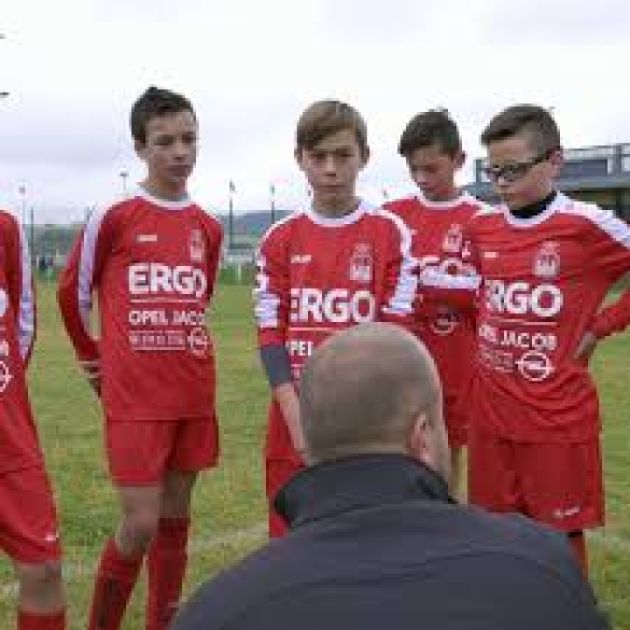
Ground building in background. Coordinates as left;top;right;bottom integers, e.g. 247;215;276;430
466;142;630;220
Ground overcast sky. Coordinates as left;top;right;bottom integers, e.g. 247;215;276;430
1;0;630;224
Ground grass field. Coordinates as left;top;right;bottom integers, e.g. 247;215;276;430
0;280;628;628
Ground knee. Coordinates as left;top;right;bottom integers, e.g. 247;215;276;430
16;560;63;590
120;512;159;552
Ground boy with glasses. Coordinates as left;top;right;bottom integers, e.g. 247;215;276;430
466;104;630;573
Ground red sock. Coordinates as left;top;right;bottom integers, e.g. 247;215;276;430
88;538;143;630
146;517;190;630
567;530;588;577
18;609;65;630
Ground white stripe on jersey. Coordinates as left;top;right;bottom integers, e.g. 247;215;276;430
77;206;109;340
16;222;35;360
559;194;630;250
253;212;301;330
378;208;419;317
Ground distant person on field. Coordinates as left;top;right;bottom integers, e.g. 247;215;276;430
173;323;609;630
462;104;630;574
0;211;66;630
58;86;223;630
385;109;482;496
252;99;418;537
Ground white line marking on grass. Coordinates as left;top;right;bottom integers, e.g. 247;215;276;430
0;522;266;600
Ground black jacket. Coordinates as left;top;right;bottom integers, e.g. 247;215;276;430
174;454;609;630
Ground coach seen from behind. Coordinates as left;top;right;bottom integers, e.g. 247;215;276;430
174;323;609;630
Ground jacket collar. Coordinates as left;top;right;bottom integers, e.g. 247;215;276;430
275;454;452;529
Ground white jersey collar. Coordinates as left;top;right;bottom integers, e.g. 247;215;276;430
415;191;476;210
136;187;193;211
305;199;372;227
501;192;565;228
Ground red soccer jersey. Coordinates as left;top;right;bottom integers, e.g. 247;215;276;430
385;193;480;432
254;201;417;460
0;210;42;474
58;190;223;422
469;193;630;442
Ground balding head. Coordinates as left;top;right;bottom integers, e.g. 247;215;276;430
300;323;450;481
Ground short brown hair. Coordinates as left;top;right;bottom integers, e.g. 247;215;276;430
130;86;196;146
398;109;461;158
481;104;561;154
296;100;368;156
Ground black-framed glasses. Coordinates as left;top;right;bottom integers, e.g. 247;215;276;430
482;148;556;183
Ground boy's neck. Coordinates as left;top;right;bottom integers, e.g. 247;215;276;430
508;190;557;219
423;184;460;204
141;179;189;202
312;195;361;219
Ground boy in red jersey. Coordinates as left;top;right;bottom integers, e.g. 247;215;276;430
254;100;418;537
0;212;66;630
466;104;630;573
385;110;481;496
58;87;223;630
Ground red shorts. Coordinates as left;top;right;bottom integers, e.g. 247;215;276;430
468;425;603;532
0;466;62;563
106;417;219;485
266;458;304;538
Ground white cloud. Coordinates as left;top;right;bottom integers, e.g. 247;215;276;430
1;0;629;222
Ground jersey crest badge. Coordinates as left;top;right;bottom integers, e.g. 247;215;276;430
533;241;560;278
349;242;373;283
443;223;463;254
189;229;205;263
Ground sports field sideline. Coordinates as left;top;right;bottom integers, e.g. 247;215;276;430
0;281;628;628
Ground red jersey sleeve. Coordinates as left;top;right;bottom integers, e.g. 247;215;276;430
584;206;630;338
57;206;117;372
254;222;290;347
203;214;224;302
1;213;35;365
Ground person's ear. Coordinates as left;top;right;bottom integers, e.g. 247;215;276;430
406;411;430;463
295;147;305;171
455;150;466;170
360;145;370;169
549;148;564;176
135;139;146;160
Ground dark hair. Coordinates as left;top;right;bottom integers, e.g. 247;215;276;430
130;86;196;145
296;100;368;156
398;109;461;158
481;104;561;154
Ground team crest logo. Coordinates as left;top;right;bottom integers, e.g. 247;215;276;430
443;224;463;254
349;243;373;283
189;229;205;263
534;241;560;278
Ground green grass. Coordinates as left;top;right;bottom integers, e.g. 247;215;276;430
0;281;628;628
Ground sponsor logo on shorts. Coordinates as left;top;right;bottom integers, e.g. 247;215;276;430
552;506;581;520
136;234;158;243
